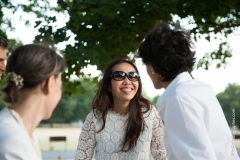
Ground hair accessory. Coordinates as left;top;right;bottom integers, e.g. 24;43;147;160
7;72;24;89
152;71;155;75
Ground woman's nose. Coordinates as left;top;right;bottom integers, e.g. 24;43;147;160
123;76;131;84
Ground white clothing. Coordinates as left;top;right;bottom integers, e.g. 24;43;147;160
0;107;42;160
157;72;240;160
75;106;166;160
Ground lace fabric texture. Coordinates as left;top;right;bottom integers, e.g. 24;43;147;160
75;107;166;160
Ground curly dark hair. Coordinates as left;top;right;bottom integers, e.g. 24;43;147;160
138;21;196;81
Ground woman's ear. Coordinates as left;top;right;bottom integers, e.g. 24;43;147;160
43;76;55;94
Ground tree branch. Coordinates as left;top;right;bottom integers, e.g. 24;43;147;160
57;0;68;10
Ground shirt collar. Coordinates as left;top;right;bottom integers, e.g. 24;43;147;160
156;72;193;109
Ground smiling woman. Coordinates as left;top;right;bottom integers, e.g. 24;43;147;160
75;58;166;160
109;62;139;110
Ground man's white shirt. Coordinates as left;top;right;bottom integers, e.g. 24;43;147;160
157;72;240;160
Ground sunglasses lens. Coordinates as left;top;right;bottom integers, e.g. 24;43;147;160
128;72;139;81
111;71;139;81
113;71;125;80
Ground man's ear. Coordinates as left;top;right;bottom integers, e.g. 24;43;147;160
159;74;164;81
44;75;55;94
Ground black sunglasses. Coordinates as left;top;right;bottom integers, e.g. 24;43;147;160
110;71;139;82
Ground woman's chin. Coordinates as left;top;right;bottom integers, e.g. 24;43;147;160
43;113;53;120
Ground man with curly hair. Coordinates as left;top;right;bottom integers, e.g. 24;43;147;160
0;36;8;80
138;21;239;160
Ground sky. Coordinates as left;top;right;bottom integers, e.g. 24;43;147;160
3;4;240;98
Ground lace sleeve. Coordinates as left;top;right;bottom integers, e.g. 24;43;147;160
150;107;167;160
75;111;96;160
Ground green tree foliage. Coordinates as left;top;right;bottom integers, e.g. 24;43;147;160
217;83;240;129
0;92;8;110
152;95;160;106
41;78;96;124
1;0;239;94
0;0;49;50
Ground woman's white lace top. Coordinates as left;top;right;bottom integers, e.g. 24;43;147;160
75;106;166;160
8;108;42;160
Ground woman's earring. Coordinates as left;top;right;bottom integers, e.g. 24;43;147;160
152;71;155;75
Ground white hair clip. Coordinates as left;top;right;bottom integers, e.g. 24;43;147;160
7;72;24;89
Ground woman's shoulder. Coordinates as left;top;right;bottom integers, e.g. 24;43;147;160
85;110;95;120
141;104;157;112
85;109;104;121
150;105;158;112
142;105;159;119
0;108;26;139
0;107;10;121
0;133;39;160
0;120;32;152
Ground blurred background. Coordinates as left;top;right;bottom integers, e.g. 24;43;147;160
0;0;240;159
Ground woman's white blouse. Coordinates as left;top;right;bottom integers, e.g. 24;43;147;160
0;107;42;160
75;106;166;160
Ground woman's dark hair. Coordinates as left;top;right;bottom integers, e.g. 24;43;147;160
138;21;196;81
2;44;66;103
92;58;151;152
